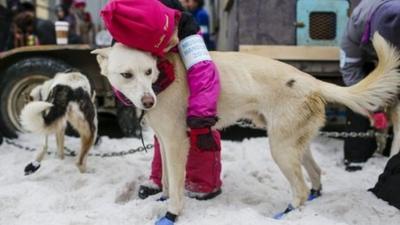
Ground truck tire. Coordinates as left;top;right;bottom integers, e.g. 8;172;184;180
0;57;71;138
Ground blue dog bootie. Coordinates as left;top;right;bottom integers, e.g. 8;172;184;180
155;217;174;225
155;212;177;225
273;204;295;220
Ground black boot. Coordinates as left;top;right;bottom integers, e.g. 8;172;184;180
344;109;376;171
187;188;222;200
138;184;161;199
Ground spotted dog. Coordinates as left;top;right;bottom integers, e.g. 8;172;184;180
20;72;97;174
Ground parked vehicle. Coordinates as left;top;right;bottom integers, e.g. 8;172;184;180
0;44;139;138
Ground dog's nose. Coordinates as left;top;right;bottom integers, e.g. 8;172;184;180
141;95;154;109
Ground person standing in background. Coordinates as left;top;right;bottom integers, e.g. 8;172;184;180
55;4;81;43
4;1;56;50
71;0;93;44
179;0;214;50
0;1;10;51
340;0;400;171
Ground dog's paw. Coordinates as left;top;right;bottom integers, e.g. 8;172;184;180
76;163;87;173
273;204;295;220
155;217;174;225
155;212;177;225
307;188;322;201
24;161;41;175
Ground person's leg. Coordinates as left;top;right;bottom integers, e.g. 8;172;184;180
185;58;222;198
369;152;400;209
138;137;162;199
344;109;377;171
185;130;222;200
139;134;222;200
150;137;163;186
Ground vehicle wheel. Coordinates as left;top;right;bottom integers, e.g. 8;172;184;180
116;101;140;137
0;57;71;138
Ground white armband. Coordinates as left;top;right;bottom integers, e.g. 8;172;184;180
178;34;211;69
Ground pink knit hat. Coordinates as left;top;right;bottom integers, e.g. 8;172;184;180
101;0;181;56
73;0;86;8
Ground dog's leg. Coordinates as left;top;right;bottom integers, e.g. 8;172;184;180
302;147;322;200
68;111;95;173
157;130;189;218
76;133;94;173
24;135;48;175
56;127;66;160
157;135;169;198
36;135;49;162
390;104;400;157
268;132;309;208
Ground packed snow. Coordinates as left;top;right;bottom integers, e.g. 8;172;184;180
0;132;399;225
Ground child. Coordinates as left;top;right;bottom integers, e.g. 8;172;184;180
101;0;222;207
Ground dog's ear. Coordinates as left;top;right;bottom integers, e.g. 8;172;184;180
91;48;111;76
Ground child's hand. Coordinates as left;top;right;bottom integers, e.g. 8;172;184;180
189;128;220;151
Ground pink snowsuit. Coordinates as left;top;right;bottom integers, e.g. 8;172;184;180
101;0;222;193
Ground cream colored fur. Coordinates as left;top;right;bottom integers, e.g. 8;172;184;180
384;103;400;157
92;33;400;216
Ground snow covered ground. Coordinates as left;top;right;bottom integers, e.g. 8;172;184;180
0;133;399;225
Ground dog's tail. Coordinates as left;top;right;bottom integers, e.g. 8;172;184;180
20;101;56;134
20;85;75;134
320;33;400;117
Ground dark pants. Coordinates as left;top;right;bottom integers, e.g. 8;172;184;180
344;109;376;163
369;152;400;210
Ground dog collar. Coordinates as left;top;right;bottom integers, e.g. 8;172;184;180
112;86;134;106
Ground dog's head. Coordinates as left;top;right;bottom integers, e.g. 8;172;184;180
91;44;159;110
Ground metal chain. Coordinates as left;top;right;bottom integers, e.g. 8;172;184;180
3;121;392;156
4;138;153;158
233;119;392;139
235;119;258;129
318;130;392;139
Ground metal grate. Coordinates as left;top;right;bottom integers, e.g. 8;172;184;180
309;12;337;40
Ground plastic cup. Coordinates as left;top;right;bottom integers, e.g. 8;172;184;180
55;21;69;45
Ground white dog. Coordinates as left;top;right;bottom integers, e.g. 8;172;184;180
20;72;97;174
92;33;400;219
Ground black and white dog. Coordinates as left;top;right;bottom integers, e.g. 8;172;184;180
20;72;97;174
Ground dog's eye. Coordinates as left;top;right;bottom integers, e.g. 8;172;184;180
120;72;133;79
29;96;34;101
145;69;152;76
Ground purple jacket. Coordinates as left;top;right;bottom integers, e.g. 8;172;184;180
340;0;400;86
